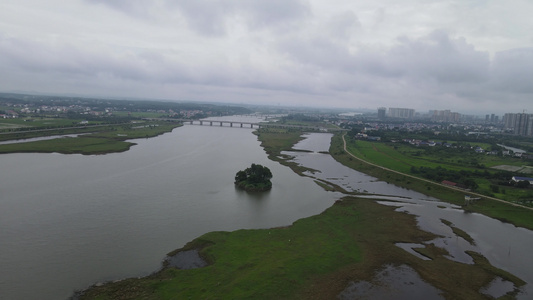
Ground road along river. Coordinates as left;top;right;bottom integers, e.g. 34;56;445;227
285;132;533;299
1;122;531;299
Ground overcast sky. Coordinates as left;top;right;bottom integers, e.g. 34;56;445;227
1;0;532;115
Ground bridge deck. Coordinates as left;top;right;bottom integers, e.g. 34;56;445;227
144;118;343;132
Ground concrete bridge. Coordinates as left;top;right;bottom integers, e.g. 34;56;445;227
185;119;261;128
144;118;343;132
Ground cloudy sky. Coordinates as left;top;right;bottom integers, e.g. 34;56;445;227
1;0;532;114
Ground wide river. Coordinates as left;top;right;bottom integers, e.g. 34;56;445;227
1;116;532;299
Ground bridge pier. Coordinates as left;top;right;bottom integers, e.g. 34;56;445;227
230;122;233;127
240;123;243;128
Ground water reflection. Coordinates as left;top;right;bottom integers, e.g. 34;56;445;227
481;277;516;298
0;122;338;300
286;133;533;299
0;133;88;145
338;264;445;300
395;243;432;261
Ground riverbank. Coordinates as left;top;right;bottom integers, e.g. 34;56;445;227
0;121;182;155
76;129;527;299
329;133;533;230
77;197;523;299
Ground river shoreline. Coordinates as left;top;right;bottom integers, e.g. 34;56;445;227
0;121;182;155
328;133;533;230
75;196;526;299
74;129;529;299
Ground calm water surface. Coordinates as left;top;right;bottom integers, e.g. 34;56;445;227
288;133;533;299
0;120;339;300
2;127;532;299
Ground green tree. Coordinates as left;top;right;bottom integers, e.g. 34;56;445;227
245;164;272;183
516;180;530;189
235;164;273;191
235;170;247;183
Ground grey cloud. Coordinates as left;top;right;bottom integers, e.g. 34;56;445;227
238;0;310;29
326;11;361;40
85;0;155;19
0;35;186;83
85;0;310;36
389;30;490;83
373;7;386;27
491;48;533;93
174;0;310;35
280;30;490;86
169;1;232;36
0;34;314;95
279;37;352;70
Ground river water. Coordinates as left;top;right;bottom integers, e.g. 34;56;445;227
1;121;532;299
286;133;533;299
0;117;340;300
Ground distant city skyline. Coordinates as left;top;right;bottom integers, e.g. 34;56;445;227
1;0;532;115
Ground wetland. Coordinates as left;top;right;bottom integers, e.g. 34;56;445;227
1;117;532;299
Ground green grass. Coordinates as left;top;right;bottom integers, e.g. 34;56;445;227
158;209;362;299
76;131;528;299
0;137;132;155
0;122;181;155
352;140;482;173
441;219;475;245
112;111;166;118
254;128;316;175
331;134;533;230
0;117;87;128
255;128;305;155
345;138;533;205
79;198;524;300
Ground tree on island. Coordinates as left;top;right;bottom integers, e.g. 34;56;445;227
235;164;273;192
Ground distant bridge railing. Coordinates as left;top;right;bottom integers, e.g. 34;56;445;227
143;118;344;132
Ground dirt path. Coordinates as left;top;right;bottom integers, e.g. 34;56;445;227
342;133;533;211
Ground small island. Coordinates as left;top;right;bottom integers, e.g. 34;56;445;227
235;163;273;192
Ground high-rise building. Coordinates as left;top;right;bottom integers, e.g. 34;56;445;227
431;110;461;122
503;113;517;129
504;113;533;136
377;107;386;119
388;107;415;119
515;113;533;136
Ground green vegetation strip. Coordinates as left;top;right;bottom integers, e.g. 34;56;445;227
329;133;533;230
344;135;533;205
79;198;523;299
0;122;181;155
441;219;475;245
77;128;526;299
255;128;313;174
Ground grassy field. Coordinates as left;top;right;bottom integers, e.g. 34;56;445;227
78;198;523;300
0;117;88;129
254;128;315;174
112;111;166;118
254;129;533;229
352;140;486;173
330;134;533;230
0;121;181;155
343;137;533;204
76;128;528;299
